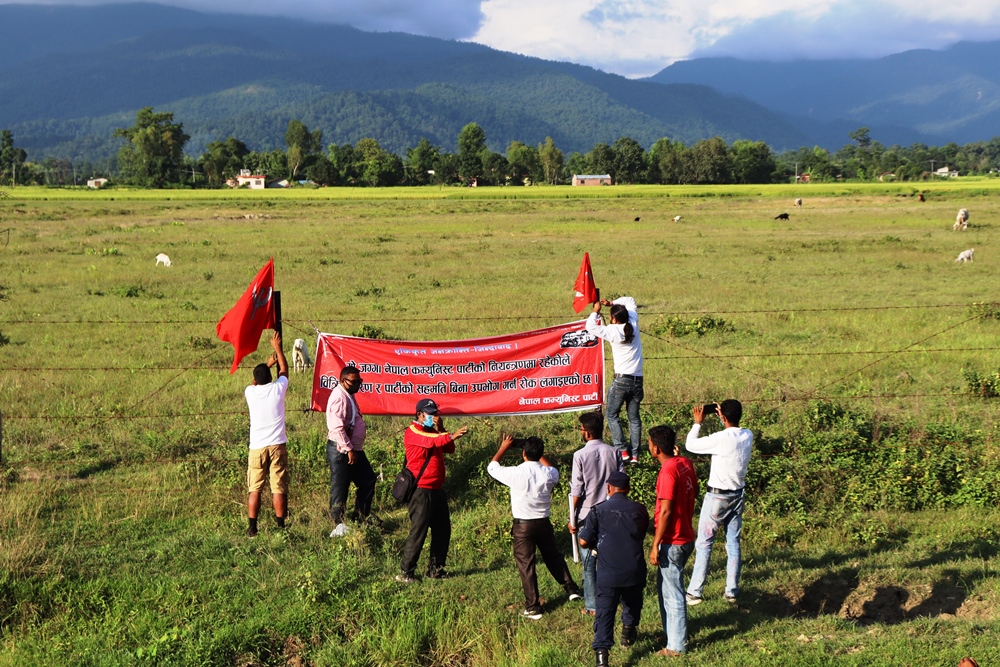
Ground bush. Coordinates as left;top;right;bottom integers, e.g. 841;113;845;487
964;368;1000;397
649;314;732;337
351;325;399;340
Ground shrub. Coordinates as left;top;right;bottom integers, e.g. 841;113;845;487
649;314;732;337
968;301;1000;320
351;325;399;340
964;368;1000;397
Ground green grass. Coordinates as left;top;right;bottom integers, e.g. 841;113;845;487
0;184;998;665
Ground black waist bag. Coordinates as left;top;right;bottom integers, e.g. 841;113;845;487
391;450;433;504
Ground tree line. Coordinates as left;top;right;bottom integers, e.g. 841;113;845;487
3;108;1000;188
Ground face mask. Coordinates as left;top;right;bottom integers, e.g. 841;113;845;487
422;415;435;428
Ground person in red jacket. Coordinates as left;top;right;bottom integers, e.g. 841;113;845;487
397;398;469;582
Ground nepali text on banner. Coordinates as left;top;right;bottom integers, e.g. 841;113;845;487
311;322;605;416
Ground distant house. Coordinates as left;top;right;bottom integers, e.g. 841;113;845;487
87;177;109;189
935;166;959;178
228;169;267;189
572;174;612;186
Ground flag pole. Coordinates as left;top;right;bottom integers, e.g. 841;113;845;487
273;291;282;337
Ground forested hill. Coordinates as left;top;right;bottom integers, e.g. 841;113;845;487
0;3;818;161
645;41;1000;147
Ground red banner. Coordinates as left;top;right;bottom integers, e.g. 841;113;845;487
311;321;605;416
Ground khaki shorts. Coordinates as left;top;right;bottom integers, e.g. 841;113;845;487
247;444;289;494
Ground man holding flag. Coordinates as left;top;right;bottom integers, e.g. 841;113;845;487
216;259;285;536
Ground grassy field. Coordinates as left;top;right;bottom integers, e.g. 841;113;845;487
1;183;998;666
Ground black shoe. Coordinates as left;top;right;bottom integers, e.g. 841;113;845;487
621;626;637;647
595;648;610;667
566;583;583;601
427;569;452;579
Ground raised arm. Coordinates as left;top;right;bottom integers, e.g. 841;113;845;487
269;331;288;379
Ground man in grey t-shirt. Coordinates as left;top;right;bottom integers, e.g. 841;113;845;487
568;411;622;615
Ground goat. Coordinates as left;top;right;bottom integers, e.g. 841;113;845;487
794;198;803;207
672;215;682;222
774;213;790;220
292;338;313;372
155;253;172;267
954;208;969;230
955;248;975;263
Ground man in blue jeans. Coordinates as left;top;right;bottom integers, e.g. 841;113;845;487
684;400;753;605
647;425;698;656
586;296;644;463
569;411;622;616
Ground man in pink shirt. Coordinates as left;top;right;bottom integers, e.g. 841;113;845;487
326;365;376;537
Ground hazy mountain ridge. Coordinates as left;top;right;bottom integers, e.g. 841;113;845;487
0;3;817;161
646;41;1000;145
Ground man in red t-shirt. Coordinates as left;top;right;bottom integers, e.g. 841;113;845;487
397;398;469;582
647;425;698;656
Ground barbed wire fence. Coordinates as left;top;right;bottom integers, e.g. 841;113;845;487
1;301;996;468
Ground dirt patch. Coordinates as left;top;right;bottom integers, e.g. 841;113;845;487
283;635;307;667
956;595;998;621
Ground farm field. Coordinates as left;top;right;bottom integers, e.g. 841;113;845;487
0;184;999;666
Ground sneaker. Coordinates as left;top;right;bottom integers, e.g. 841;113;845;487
620;452;632;463
521;609;543;620
329;523;350;538
685;593;703;606
724;595;738;605
568;591;583;602
395;573;417;584
628;457;640;465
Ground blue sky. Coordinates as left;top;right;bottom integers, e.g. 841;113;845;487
7;0;1000;76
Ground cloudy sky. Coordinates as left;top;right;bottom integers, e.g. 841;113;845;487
10;0;1000;76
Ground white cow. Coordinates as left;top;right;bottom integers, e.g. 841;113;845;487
672;215;682;222
292;338;313;372
955;248;975;263
155;253;172;266
795;198;803;208
954;208;969;231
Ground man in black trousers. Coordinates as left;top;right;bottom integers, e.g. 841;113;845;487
488;434;582;619
578;471;650;667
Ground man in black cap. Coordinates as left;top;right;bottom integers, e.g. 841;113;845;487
397;398;468;582
578;471;650;667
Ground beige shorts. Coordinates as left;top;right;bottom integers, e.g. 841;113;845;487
247;444;289;494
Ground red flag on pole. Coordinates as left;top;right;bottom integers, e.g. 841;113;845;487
216;259;276;374
572;252;598;313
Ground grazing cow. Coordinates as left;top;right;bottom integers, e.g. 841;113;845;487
155;253;171;267
634;217;641;222
775;213;790;220
954;208;969;230
794;198;803;207
292;338;312;372
955;248;975;263
673;215;682;222
917;193;925;202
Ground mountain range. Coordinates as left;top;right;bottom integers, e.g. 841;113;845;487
0;3;995;163
645;41;1000;147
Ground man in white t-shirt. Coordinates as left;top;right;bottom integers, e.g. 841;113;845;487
488;434;582;620
244;331;289;537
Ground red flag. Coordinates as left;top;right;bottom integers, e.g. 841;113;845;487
216;259;276;374
572;252;598;313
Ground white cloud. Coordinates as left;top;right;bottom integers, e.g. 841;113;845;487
473;0;1000;76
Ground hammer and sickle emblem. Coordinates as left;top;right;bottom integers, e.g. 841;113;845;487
249;284;272;321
